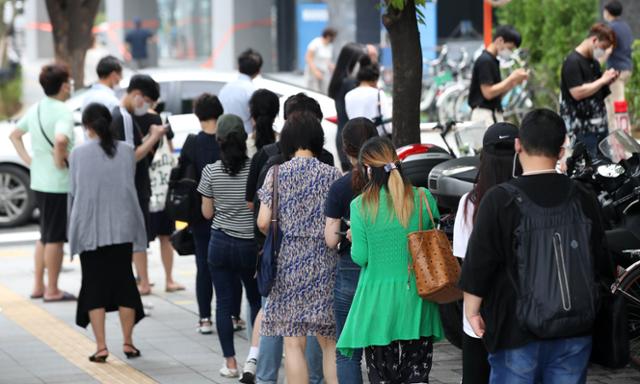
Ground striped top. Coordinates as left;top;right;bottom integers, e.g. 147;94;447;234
197;159;254;239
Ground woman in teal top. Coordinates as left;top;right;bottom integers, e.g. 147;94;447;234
337;137;443;383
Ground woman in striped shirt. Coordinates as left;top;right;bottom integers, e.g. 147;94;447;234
197;114;262;379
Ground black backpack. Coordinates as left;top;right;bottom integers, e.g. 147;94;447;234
500;182;598;339
166;134;200;222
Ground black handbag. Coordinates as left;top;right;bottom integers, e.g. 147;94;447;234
170;226;195;256
257;165;281;297
166;134;200;222
590;287;630;369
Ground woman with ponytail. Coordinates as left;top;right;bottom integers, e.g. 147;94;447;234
324;118;378;383
69;103;147;363
336;137;444;384
250;88;280;153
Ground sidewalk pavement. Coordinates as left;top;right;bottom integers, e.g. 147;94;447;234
0;236;638;383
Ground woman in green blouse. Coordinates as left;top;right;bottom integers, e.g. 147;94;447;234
336;137;444;383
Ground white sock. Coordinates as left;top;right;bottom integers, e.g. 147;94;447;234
247;346;259;361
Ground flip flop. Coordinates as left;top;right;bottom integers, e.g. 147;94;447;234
43;291;76;302
165;284;186;293
30;293;44;299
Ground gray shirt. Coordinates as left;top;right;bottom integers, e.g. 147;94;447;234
68;139;147;255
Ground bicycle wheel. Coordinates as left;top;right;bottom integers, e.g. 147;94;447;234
454;88;471;122
618;265;640;369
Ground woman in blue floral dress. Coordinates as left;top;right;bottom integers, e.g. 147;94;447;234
258;112;341;384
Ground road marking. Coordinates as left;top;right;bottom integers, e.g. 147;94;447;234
0;284;157;384
0;248;31;258
0;231;39;244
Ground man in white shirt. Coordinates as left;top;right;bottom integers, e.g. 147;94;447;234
218;49;263;135
305;28;337;94
81;55;123;114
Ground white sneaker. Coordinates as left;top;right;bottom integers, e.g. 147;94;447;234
197;318;213;334
239;358;257;384
219;364;239;378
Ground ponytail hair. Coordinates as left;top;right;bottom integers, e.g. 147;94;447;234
82;103;116;158
218;131;248;176
359;137;414;227
250;89;280;151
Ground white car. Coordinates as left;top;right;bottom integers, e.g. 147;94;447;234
0;69;338;228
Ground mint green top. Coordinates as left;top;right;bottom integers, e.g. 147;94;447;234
17;97;74;193
337;187;444;356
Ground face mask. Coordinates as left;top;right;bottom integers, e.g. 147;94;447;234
498;49;513;60
593;47;606;60
132;95;150;116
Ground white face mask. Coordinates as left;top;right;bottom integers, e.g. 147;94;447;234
498;48;513;61
133;95;150;116
593;47;606;60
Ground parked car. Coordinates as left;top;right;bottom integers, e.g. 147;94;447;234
0;69;338;228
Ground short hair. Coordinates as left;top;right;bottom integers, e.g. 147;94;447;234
588;22;616;46
519;109;566;158
494;25;522;48
96;55;122;79
356;63;380;83
127;74;160;101
604;1;623;17
279;111;325;159
238;49;263;77
39;63;70;96
193;93;224;121
322;27;337;39
283;93;323;120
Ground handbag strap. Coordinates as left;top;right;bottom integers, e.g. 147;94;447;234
37;103;55;148
271;165;280;232
418;188;436;230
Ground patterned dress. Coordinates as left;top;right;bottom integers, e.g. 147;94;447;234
258;157;341;337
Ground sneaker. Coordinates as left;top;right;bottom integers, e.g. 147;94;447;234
232;316;246;332
220;364;240;378
239;358;257;384
197;318;213;335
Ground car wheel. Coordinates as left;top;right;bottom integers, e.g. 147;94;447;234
0;165;35;228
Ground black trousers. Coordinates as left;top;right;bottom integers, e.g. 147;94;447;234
364;337;433;384
462;334;490;384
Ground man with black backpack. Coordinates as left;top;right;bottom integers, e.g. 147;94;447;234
459;109;615;382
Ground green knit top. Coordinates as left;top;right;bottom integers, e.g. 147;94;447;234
336;187;444;356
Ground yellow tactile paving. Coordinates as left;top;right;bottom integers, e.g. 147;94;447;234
0;248;31;258
0;284;157;384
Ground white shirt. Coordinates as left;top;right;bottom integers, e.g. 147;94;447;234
306;37;333;74
218;74;256;135
453;192;481;339
81;83;120;114
344;86;392;136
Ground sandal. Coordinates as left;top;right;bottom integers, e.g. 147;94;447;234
89;348;109;363
43;291;76;302
123;343;141;359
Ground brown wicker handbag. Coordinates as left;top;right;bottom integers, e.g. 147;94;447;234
407;189;462;304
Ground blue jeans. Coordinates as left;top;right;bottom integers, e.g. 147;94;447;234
257;298;325;384
488;335;592;384
208;229;262;357
192;221;213;319
334;256;362;383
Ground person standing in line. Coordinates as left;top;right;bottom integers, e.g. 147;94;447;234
81;55;122;113
336;137;444;384
305;28;337;94
9;63;76;302
460;109;615;383
70;103;147;363
257;112;341;384
468;25;528;128
324;118;378;384
249;88;280;154
110;74;167;296
560;23;618;157
344;62;392;137
452;122;519;384
125;17;154;69
197;114;262;378
603;0;634;130
219;49;263;135
328;43;371;171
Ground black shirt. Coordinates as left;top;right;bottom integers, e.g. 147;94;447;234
111;108;151;200
335;78;358;129
468;50;502;111
459;174;614;353
324;172;357;266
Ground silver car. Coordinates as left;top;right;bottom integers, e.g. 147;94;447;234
0;69;338;228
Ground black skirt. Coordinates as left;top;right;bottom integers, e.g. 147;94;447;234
76;243;145;328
